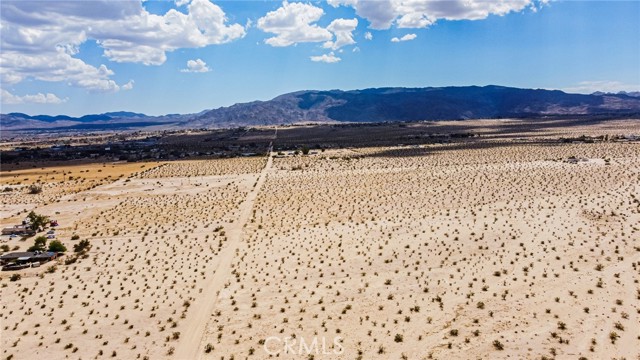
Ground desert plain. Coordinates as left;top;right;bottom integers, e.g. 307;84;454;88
1;118;639;360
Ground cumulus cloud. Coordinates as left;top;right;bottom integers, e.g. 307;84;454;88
329;0;545;29
258;2;358;51
122;80;135;91
323;18;358;50
181;59;211;73
310;52;341;63
1;48;120;92
563;81;640;94
364;32;373;40
1;89;67;105
391;33;417;42
257;1;332;47
0;0;244;92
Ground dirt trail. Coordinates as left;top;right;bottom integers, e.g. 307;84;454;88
174;151;272;360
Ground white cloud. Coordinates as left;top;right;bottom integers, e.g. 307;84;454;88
327;0;358;7
353;0;398;29
391;33;417;42
258;2;359;56
0;0;244;92
329;0;544;29
364;31;373;40
563;81;640;94
181;59;211;73
323;18;358;50
1;48;120;92
92;0;246;65
257;1;332;47
1;89;67;105
122;80;135;91
310;52;341;63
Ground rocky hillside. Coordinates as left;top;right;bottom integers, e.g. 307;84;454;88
192;85;640;127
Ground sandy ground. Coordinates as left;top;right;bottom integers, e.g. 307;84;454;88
0;161;162;219
1;121;639;360
0;157;266;360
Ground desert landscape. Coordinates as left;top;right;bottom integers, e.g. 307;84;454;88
0;118;638;360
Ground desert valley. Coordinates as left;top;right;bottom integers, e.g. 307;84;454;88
2;0;640;358
1;118;638;360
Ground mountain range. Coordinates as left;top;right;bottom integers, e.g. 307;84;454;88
3;85;640;132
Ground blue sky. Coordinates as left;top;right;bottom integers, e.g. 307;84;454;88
1;0;639;116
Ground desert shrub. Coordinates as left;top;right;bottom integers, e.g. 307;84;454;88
10;274;21;282
493;340;504;350
27;184;42;194
595;263;604;271
73;239;91;253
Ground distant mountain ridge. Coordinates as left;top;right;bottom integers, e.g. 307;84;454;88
7;111;147;123
592;91;640;97
3;85;640;132
191;85;640;127
1;111;185;132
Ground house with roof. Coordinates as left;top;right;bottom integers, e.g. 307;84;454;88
0;251;58;266
1;225;35;236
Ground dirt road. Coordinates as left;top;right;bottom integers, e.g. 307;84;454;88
174;151;272;359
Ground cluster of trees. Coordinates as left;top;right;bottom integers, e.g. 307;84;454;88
27;236;66;253
21;211;92;257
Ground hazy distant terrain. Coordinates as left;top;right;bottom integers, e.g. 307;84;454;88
3;86;640;132
0;112;190;132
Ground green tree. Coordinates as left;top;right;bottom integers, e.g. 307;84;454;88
27;211;49;231
27;236;47;252
48;240;67;253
